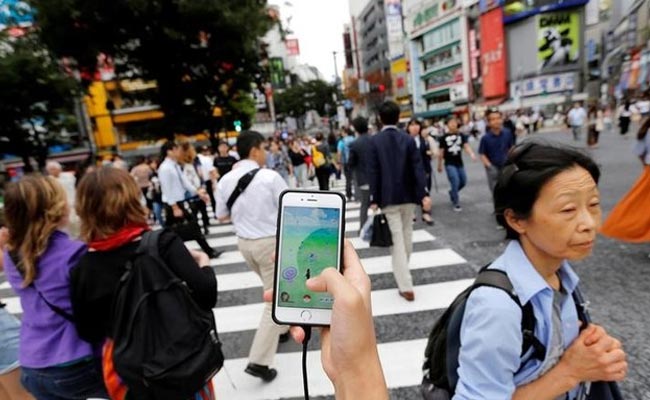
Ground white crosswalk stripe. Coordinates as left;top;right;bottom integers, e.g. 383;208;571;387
0;191;476;400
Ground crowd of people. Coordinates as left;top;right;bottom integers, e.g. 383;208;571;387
2;97;649;399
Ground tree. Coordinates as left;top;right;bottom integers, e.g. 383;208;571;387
275;80;340;120
0;33;78;171
32;0;272;140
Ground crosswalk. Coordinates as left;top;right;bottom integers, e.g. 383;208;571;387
0;187;478;400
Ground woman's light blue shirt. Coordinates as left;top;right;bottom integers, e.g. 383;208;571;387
453;240;581;399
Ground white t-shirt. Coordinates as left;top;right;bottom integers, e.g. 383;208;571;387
197;154;215;181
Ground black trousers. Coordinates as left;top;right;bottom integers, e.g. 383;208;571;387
204;179;217;216
188;197;210;231
343;163;354;200
316;166;330;191
163;204;214;255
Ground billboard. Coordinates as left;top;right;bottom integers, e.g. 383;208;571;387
385;0;405;59
480;0;589;23
537;11;580;72
480;8;507;98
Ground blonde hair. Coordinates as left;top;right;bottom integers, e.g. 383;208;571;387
76;167;148;242
4;175;69;287
179;140;197;164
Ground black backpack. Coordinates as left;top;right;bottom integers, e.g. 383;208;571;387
110;230;224;399
421;266;546;400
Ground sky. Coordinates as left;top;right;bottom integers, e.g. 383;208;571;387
269;0;352;83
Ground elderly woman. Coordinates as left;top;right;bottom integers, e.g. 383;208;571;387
453;141;627;399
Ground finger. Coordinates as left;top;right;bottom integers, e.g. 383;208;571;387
290;326;305;344
608;338;623;351
341;240;372;302
263;289;273;303
306;267;352;298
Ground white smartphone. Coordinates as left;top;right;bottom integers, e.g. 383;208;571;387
272;190;346;326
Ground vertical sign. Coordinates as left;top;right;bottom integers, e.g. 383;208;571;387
480;8;507;98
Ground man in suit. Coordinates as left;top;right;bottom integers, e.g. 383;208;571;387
368;101;432;301
348;116;371;229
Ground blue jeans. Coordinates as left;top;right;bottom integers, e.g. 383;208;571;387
445;164;467;206
152;201;164;225
21;358;108;400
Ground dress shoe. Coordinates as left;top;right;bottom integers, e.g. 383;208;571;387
399;291;415;301
207;249;223;259
245;363;278;382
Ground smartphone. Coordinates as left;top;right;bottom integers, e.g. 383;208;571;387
272;190;346;326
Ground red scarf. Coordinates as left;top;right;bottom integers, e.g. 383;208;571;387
89;224;150;251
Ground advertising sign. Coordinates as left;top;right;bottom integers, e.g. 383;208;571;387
537;11;580;72
449;83;469;102
481;0;589;22
405;0;459;38
269;58;286;89
510;72;575;98
391;57;409;98
386;0;405;59
285;39;300;56
480;8;507;98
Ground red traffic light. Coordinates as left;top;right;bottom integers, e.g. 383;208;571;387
378;84;385;92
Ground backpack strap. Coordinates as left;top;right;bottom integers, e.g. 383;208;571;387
474;267;546;362
226;168;260;210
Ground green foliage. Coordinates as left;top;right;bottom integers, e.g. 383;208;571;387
275;80;340;119
0;33;78;170
32;0;272;137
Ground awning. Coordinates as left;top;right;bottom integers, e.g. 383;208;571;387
415;108;452;119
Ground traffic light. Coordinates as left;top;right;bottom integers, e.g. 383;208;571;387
378;84;385;93
233;120;242;132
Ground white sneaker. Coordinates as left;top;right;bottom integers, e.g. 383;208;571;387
453;205;462;212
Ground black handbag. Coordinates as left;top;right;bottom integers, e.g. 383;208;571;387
370;213;393;247
166;203;203;242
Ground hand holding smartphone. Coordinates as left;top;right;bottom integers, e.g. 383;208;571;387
272;190;345;326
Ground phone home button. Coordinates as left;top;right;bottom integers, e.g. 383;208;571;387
300;310;312;321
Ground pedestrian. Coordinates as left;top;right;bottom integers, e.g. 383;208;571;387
337;129;356;200
586;105;603;148
266;138;292;185
46;161;80;237
478;107;516;198
348;116;372;229
111;154;129;170
147;158;164;226
601;117;650;243
327;132;341;182
130;156;154;214
71;167;217;400
618;100;633;137
313;133;333;191
637;94;650;118
2;175;109;399
213;141;238;180
437;115;477;211
407;118;434;225
158;141;219;258
0;212;34;400
215;131;289;382
288;139;308;188
452;141;627;399
197;145;218;216
179;141;211;235
567;102;587;141
368;101;432;302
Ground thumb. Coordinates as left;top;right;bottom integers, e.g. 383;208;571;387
306;267;350;299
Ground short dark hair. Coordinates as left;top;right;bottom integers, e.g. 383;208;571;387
407;118;423;132
237;130;265;159
315;132;324;141
486;107;501;118
494;140;601;240
352;116;368;134
160;140;177;159
378;101;400;126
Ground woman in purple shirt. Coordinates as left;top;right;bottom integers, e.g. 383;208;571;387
2;175;108;399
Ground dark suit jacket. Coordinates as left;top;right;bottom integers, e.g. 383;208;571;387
348;134;371;187
367;127;428;208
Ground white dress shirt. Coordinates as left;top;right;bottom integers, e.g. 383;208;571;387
216;159;287;239
197;154;216;181
158;157;197;205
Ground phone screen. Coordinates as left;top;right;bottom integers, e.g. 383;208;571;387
277;206;341;310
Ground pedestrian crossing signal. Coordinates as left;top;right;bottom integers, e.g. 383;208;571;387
234;120;242;132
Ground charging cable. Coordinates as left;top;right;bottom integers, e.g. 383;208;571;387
301;326;312;400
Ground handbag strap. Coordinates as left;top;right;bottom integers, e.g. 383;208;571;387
227;168;260;210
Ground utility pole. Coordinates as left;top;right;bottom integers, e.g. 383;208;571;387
332;51;340;90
